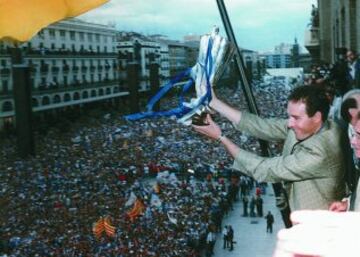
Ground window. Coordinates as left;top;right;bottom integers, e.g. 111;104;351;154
79;32;84;41
88;33;93;42
32;98;39;107
38;29;44;38
2;80;8;93
95;34;100;42
73;92;80;100
49;29;55;39
64;93;71;102
82;91;89;98
60;30;66;39
53;95;61;103
70;31;76;40
2;101;13;112
42;96;50;105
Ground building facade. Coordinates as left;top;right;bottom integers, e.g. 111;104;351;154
117;32;164;92
0;18;123;129
305;0;360;63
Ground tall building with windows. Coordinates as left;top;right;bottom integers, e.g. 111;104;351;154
0;18;122;129
117;32;167;92
260;40;303;69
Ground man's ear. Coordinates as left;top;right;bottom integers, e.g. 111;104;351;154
314;111;322;123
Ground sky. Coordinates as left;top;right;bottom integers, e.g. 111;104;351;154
80;0;317;53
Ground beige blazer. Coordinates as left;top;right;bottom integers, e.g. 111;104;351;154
232;112;346;211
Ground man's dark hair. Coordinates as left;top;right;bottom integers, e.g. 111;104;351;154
340;98;357;123
288;85;330;121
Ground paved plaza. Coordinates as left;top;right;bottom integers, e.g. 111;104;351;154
213;187;285;257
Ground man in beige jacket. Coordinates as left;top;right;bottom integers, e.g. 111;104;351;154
194;86;346;211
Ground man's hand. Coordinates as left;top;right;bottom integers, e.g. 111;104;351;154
329;200;348;212
192;114;221;141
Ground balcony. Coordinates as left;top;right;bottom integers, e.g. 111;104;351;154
51;66;60;73
0;68;11;76
29;66;37;73
25;48;117;57
73;66;79;72
63;65;70;73
81;66;88;72
32;79;120;94
40;64;49;73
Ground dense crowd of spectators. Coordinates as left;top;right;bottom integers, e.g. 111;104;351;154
0;81;287;256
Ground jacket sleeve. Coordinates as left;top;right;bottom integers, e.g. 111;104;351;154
232;142;337;183
234;112;288;141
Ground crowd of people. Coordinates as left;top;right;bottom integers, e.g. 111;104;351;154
305;48;360;97
0;82;287;256
4;47;360;255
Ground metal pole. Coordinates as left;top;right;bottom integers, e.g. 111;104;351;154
216;0;292;228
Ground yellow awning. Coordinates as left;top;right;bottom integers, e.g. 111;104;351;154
0;0;109;43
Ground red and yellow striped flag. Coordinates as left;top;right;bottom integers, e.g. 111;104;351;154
92;216;116;239
127;199;146;221
104;217;116;237
92;217;105;239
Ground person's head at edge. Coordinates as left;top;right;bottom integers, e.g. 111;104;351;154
347;49;357;63
350;114;360;158
342;90;360;158
287;85;330;141
341;89;360;126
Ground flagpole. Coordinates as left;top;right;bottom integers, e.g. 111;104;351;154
215;0;292;228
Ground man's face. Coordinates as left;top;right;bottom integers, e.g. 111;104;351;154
350;120;360;158
347;51;356;63
287;100;322;140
